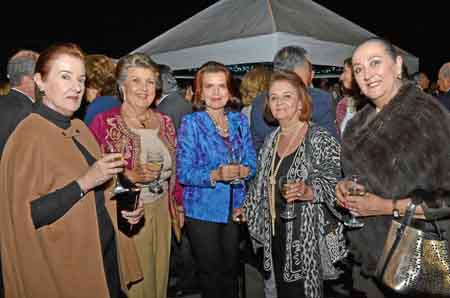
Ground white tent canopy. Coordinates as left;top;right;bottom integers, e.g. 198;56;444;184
133;0;418;73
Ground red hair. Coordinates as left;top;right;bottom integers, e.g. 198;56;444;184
193;61;236;110
264;70;312;123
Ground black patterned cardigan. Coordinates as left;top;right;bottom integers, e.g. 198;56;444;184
244;124;347;298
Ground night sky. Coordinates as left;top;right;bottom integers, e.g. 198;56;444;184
1;1;447;81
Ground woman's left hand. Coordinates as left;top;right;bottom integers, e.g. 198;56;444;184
283;181;314;202
121;197;144;224
346;192;389;217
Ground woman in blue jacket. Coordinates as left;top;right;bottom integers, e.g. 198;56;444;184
177;62;256;298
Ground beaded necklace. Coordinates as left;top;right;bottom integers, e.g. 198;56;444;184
206;110;229;137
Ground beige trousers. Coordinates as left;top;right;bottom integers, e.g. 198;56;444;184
128;195;171;298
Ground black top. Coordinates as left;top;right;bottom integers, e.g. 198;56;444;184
29;102;121;298
274;151;297;217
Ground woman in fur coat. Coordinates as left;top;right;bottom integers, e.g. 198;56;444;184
336;38;450;298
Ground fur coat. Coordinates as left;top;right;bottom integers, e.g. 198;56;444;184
341;82;450;276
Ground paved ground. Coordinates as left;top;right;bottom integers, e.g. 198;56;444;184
179;264;265;298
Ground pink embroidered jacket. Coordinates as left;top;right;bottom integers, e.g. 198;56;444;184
89;107;183;237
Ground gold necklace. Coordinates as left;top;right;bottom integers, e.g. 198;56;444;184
206;110;229;136
121;107;153;129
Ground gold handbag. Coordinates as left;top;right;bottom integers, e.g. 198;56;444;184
376;203;450;297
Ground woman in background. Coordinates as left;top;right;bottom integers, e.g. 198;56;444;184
0;81;10;96
335;57;366;136
239;66;271;123
83;54;120;125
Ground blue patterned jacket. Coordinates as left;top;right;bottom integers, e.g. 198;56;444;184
177;111;257;223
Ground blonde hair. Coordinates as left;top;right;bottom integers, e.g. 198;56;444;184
85;54;116;96
240;66;271;106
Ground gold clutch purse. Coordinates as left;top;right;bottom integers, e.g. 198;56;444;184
376;203;450;297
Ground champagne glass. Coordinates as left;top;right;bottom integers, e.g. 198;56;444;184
343;174;365;228
278;175;297;220
144;151;164;194
228;148;242;185
102;140;129;195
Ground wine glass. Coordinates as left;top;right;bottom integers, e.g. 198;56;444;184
343;174;365;228
278;175;297;220
102;140;129;195
228;148;242;185
144;151;164;194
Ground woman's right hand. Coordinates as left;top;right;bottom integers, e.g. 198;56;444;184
336;179;365;210
77;153;126;192
211;165;240;182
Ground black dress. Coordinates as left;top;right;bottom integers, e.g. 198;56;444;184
272;151;305;298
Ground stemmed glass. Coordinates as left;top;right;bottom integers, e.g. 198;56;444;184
278;175;297;220
102;140;129;195
343;174;365;228
228;147;243;185
144;151;164;194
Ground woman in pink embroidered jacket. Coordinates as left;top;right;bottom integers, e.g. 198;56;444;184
89;53;183;298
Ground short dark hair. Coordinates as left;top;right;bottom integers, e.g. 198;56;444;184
264;70;312;124
7;50;39;87
273;46;309;72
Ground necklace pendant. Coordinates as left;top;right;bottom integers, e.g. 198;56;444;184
269;176;276;186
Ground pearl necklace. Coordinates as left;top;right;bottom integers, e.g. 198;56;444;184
206;110;229;137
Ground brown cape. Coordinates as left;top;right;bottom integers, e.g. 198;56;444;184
0;114;142;298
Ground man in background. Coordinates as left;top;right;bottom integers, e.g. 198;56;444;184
0;49;39;156
156;64;192;130
411;71;430;91
0;49;39;298
251;45;338;152
437;62;450;111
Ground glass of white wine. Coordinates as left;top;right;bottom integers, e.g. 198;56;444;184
278;175;297;220
102;140;129;195
343;174;365;228
145;151;164;194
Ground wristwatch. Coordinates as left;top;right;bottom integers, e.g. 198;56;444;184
392;200;400;218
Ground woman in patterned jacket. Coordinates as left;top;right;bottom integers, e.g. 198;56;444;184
244;70;347;298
